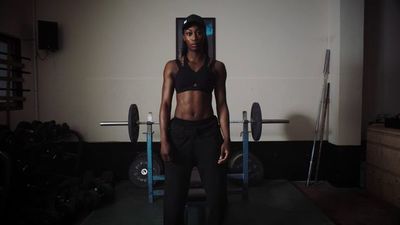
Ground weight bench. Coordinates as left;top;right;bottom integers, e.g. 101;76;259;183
185;167;207;225
100;102;289;203
141;110;253;203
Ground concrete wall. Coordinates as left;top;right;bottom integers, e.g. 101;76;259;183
1;0;365;145
363;0;400;136
337;0;364;144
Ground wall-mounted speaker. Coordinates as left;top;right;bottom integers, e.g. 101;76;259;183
37;20;59;51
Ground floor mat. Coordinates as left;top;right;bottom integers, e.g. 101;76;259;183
293;181;400;225
80;180;334;225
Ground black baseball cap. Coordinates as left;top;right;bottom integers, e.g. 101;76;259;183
182;14;205;33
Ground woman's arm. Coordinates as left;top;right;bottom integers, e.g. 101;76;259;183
159;60;176;162
214;61;230;164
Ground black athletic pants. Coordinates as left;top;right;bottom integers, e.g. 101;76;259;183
164;116;227;225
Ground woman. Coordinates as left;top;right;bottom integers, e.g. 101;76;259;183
159;14;230;225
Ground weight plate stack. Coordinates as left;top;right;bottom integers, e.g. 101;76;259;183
128;104;140;143
228;151;264;186
251;102;262;141
128;152;163;188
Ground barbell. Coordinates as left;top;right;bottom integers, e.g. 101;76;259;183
100;102;289;142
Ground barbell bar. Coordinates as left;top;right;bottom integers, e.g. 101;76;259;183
100;102;289;142
100;119;287;126
100;120;288;126
230;119;289;124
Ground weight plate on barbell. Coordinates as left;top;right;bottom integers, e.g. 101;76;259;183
128;104;139;143
228;151;264;185
251;102;262;141
128;152;163;188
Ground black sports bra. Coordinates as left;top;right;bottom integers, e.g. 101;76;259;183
173;56;216;94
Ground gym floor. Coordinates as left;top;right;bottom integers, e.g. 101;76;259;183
80;180;333;225
78;180;400;225
294;181;400;225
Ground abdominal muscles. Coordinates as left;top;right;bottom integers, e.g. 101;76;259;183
175;91;214;120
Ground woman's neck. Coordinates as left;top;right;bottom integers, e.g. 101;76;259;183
186;51;206;63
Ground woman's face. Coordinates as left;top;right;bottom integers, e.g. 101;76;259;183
183;25;205;52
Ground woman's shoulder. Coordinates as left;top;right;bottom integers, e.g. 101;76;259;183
165;58;181;67
209;58;226;74
164;59;181;75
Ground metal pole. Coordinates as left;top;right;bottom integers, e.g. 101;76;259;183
314;83;330;182
306;76;326;186
33;0;40;120
147;113;154;203
242;111;249;200
306;49;330;187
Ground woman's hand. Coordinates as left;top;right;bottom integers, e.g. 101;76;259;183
160;141;172;162
218;140;230;164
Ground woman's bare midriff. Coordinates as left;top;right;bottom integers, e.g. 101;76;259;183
174;90;214;121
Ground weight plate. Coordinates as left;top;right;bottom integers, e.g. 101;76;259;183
128;104;139;143
251;102;262;141
128;152;162;188
228;151;264;185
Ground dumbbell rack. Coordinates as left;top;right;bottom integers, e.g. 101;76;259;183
144;111;250;203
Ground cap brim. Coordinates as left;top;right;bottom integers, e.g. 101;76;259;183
183;21;205;31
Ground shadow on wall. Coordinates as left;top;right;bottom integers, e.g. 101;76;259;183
284;114;315;141
251;114;316;180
